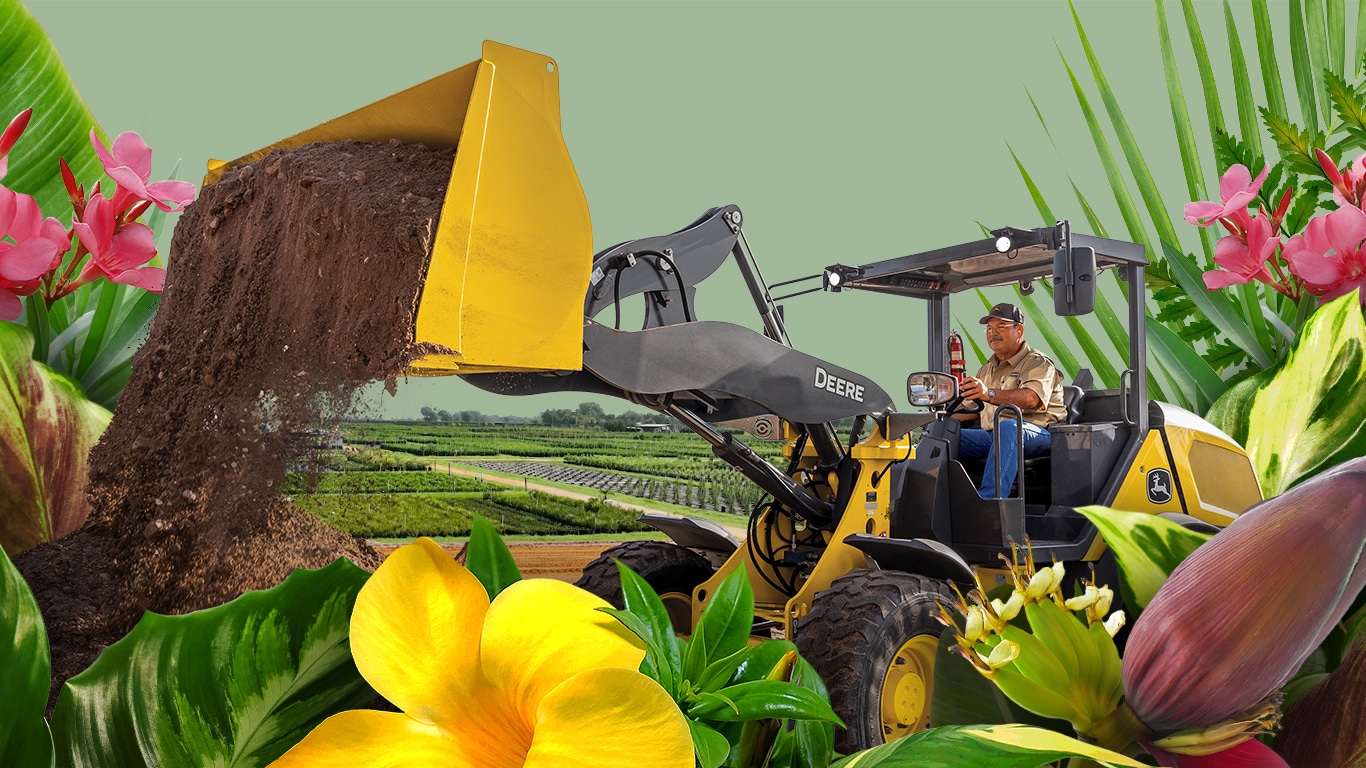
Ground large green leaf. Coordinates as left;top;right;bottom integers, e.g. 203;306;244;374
829;724;1144;768
0;0;105;225
1207;291;1366;496
1160;240;1273;369
51;559;376;768
0;321;110;555
0;544;53;768
689;680;841;724
1075;506;1211;611
1155;0;1215;264
464;514;521;599
1145;316;1227;413
694;567;754;667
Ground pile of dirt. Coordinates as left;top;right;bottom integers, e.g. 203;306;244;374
15;140;456;705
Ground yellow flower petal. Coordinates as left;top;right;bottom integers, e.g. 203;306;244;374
523;667;693;768
269;710;489;768
350;538;489;724
480;579;645;723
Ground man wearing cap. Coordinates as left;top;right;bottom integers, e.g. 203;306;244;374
956;303;1067;499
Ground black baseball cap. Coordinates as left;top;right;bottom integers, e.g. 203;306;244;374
980;302;1024;325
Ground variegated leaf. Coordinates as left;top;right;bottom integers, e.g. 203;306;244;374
829;724;1144;767
51;559;375;768
1207;291;1366;497
1075;505;1210;611
0;321;110;556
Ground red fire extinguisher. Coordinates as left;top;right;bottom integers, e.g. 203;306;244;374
948;330;966;383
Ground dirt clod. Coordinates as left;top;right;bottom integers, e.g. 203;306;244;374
15;140;456;709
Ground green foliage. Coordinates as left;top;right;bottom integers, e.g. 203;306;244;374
464;514;521;599
292;490;650;537
607;564;839;768
51;559;375;768
1207;290;1366;496
0;322;111;555
825;724;1142;767
281;470;494;495
0;545;54;768
1074;507;1210;612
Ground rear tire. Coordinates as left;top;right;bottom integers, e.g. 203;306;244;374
574;541;714;633
794;570;954;753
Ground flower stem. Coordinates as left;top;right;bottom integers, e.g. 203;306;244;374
1083;701;1151;754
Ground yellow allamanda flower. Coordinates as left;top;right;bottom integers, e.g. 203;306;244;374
271;538;693;768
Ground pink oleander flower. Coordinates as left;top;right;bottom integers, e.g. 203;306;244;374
71;193;164;292
0;108;31;180
1281;206;1366;305
90;130;196;213
1184;164;1270;227
1;186;69;321
1202;213;1280;289
1120;459;1366;766
1315;148;1366;209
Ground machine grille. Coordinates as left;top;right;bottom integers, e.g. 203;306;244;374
1187;440;1262;515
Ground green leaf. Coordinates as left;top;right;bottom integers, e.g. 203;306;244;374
696;646;752;694
51;558;376;768
730;640;799;686
1155;0;1215;264
1075;506;1211;611
465;514;521;599
0;0;106;226
1290;0;1323;136
1179;0;1225;148
1160;240;1274;369
828;724;1144;767
599;607;676;698
1252;0;1291;128
689;680;842;725
684;617;710;684
695;567;755;667
1326;69;1366;145
615;559;683;686
0;545;54;768
1226;1;1269;162
1328;0;1347;78
688;718;731;768
1145;316;1227;413
792;658;835;768
1207;291;1366;496
1356;0;1366;73
1263;108;1326;175
0;322;111;555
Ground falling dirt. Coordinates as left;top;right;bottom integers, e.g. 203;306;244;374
15;140;456;707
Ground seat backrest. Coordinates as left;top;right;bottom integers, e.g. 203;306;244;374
1062;385;1085;424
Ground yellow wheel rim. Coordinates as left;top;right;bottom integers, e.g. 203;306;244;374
659;591;693;634
879;634;937;739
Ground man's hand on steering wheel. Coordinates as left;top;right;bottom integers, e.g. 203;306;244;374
949;376;986;415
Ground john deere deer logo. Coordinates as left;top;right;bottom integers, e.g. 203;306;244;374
1147;468;1173;504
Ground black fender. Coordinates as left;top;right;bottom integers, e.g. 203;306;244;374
639;513;739;567
842;534;975;586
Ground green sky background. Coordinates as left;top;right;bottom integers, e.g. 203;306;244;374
26;0;1301;420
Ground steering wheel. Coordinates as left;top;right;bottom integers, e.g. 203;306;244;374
944;392;985;417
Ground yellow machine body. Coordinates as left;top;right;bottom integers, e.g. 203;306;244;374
205;41;592;375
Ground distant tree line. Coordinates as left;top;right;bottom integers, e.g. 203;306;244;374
417;408;537;425
539;402;679;432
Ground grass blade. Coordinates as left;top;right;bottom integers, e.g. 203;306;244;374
74;281;122;379
957;312;990;369
1008;144;1057;225
1069;0;1183;253
1252;0;1292;123
1226;1;1268;160
1146;318;1227;412
1181;0;1227;140
1156;0;1216;264
1356;0;1366;73
82;290;159;391
1290;0;1323;136
1306;0;1333;123
1328;0;1346;77
1057;49;1155;265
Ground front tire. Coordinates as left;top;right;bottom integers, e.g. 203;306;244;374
794;570;954;753
574;541;714;633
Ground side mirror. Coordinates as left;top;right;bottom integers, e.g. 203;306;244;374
907;372;959;408
1053;245;1096;316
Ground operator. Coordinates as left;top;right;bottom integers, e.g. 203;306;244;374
955;303;1067;499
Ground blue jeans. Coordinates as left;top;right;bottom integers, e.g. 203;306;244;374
959;420;1052;499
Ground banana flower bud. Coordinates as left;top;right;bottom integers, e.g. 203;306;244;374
1123;460;1366;735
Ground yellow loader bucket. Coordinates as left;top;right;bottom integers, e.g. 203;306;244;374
204;41;591;374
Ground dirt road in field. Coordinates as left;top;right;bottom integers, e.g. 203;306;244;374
368;540;626;582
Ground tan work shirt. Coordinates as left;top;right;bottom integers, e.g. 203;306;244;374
976;342;1067;429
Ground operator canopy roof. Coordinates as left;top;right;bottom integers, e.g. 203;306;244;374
827;224;1146;299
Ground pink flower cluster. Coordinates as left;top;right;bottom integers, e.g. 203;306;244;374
0;109;195;321
1187;152;1366;306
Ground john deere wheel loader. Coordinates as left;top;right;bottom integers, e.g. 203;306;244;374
208;42;1266;753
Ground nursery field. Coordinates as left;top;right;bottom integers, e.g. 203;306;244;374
335;422;781;515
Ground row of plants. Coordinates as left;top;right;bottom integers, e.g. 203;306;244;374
280;469;495;495
291;490;651;538
463;459;768;514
